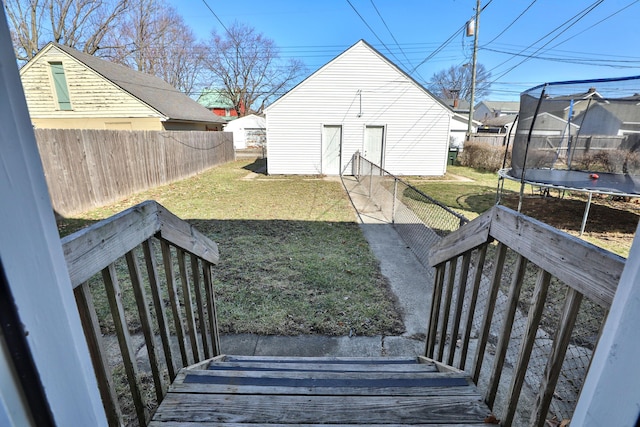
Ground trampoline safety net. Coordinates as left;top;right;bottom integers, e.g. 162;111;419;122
509;75;640;195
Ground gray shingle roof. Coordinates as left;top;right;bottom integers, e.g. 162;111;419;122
52;43;225;124
477;101;520;113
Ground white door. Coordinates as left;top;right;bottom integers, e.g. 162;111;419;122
322;125;342;175
364;126;385;167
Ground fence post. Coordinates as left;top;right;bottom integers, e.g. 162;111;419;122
392;178;398;224
369;161;373;198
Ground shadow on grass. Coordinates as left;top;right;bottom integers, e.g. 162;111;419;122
58;214;405;338
242;158;267;175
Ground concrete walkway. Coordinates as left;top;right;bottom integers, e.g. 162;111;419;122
219;175;434;358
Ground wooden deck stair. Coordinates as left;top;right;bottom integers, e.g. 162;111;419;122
150;355;493;426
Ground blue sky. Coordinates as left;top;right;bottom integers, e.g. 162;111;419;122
169;0;640;101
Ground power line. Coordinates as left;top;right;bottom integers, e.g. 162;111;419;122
488;0;605;83
200;0;231;37
369;0;423;80
410;0;494;76
482;47;640;69
409;23;467;74
539;0;640;58
483;0;538;47
344;0;412;72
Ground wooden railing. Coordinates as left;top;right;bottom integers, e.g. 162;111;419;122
425;205;624;426
62;201;221;426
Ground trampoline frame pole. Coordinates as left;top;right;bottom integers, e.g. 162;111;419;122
580;192;593;236
519;85;548;212
496;114;518;205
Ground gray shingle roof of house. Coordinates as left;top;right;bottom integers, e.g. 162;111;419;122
52;43;225;124
442;98;471;113
481;115;517;127
477;101;520;113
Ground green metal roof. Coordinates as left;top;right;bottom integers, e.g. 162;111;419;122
197;89;235;109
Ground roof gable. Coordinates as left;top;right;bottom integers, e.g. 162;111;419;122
24;43;224;124
266;40;451;114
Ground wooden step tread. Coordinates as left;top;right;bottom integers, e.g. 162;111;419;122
150;423;491;427
180;368;465;381
150;355;492;426
207;361;438;373
151;393;492;425
223;355;421;364
170;372;475;397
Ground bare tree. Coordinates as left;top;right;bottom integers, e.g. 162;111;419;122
427;63;491;102
4;0;128;62
103;0;204;95
202;22;306;115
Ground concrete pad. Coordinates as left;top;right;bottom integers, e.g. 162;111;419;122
220;334;384;357
220;334;260;355
382;336;425;357
342;175;433;338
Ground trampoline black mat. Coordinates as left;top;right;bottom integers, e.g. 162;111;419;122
506;168;640;196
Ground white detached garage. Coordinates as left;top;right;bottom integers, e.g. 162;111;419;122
265;40;453;175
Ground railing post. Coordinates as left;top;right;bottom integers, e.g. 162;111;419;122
426;265;446;358
530;288;583;427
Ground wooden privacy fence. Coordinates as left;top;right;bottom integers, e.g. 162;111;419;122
425;205;624;426
468;133;512;147
36;129;235;216
62;200;221;426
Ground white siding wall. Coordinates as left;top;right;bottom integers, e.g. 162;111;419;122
266;41;451;175
20;47;161;119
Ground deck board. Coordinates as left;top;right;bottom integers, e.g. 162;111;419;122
151;423;491;427
149;421;490;427
152;393;491;424
168;370;477;397
207;361;438;373
222;355;422;364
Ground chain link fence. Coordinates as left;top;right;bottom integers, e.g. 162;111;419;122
351;152;468;266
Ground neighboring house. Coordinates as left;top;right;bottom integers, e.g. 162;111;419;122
516;111;579;138
450;113;479;149
573;98;640;136
19;42;225;131
519;87;603;122
478;114;518;135
224;114;266;149
197;88;246;121
265;40;453;176
473;100;519;121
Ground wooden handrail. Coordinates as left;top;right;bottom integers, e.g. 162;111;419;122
62;200;219;288
425;205;625;426
62;201;221;426
429;205;622;308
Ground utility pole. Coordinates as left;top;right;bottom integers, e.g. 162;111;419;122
466;0;480;141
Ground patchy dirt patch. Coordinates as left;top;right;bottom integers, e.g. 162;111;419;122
501;193;639;256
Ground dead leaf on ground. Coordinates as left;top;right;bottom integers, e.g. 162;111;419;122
484;413;500;424
546;416;570;426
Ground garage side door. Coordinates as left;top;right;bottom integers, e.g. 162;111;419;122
364;125;384;168
322;125;342;175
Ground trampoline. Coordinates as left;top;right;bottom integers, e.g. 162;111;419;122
499;75;640;234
